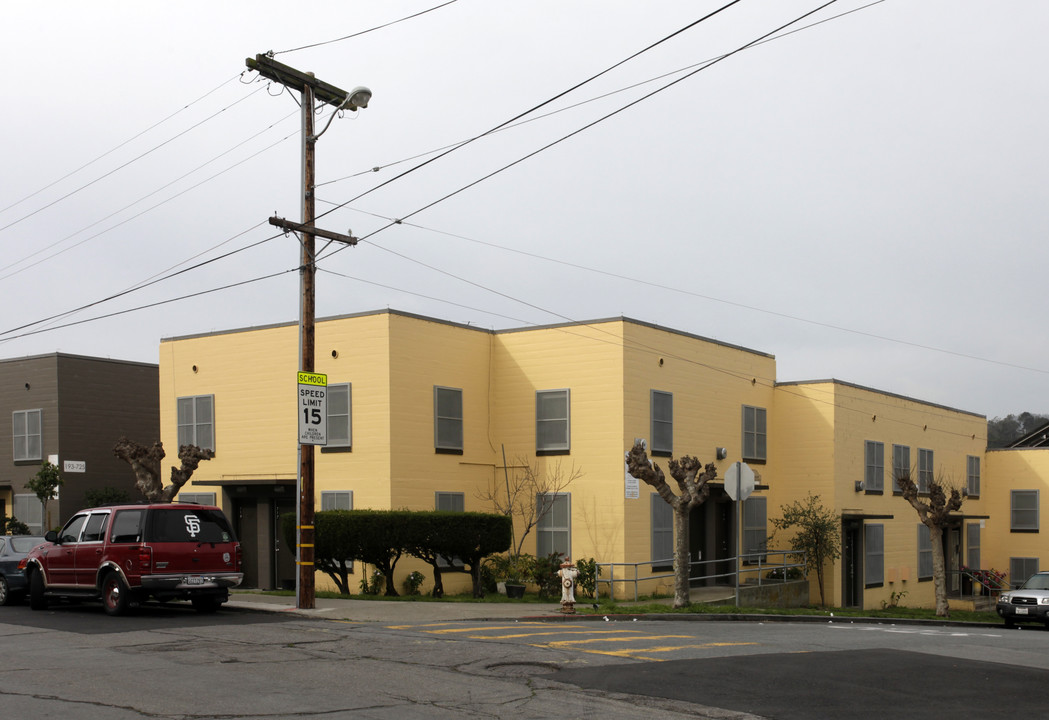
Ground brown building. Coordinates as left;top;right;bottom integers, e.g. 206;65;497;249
1;353;158;532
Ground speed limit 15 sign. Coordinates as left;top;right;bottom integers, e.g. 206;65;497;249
297;371;327;445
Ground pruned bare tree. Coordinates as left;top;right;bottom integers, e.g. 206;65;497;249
477;454;582;559
113;437;215;503
896;469;963;617
625;440;717;608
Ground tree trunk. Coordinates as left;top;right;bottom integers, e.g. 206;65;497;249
929;524;949;617
673;502;690;608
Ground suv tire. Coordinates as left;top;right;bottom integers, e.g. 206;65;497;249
101;572;131;616
29;570;47;611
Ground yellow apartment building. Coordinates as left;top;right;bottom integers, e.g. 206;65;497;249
773;381;988;609
157;308;1045;609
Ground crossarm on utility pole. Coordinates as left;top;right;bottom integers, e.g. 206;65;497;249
269;217;358;246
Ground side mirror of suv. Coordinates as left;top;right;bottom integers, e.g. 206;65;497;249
44;530;58;544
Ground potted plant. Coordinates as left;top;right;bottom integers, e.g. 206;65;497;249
486;553;535;599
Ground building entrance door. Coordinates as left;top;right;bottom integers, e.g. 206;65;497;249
273;498;296;590
842;519;862;608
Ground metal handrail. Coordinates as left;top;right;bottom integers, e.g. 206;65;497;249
596;550;805;602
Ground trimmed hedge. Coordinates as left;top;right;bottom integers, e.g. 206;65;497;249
282;510;511;597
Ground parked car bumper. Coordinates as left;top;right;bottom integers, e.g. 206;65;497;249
140;572;244;593
996;601;1049;623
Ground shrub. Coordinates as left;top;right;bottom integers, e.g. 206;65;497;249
402;570;425;596
575;557;600;599
532;552;564;599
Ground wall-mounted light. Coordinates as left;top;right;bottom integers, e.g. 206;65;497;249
192;365;199;374
331;350;339;359
855;480;865;492
716;447;728;460
658;357;664;367
24;382;30;390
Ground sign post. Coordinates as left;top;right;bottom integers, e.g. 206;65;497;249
724;461;755;607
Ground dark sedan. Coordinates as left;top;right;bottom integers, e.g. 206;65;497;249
0;535;46;605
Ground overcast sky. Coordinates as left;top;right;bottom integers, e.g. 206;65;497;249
2;1;1047;421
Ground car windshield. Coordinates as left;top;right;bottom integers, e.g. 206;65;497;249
9;537;44;553
1021;574;1049;591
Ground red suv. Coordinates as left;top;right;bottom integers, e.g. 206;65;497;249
20;503;243;615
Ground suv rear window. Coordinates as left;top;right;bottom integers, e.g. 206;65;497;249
147;509;234;543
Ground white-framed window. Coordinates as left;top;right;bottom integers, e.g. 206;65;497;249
321;491;353;511
178;492;217;506
966;455;980;498
1010;558;1039;588
434;386;463;452
327;383;352;449
13;493;43;534
892;444;910;493
917;448;934;494
917;524;933;580
1011;489;1039;531
742;496;767;562
536;492;570;558
865;524;884;587
650;390;673;456
742;405;767;462
966;523;981;571
435;491;465;512
177;395;215;452
13;409;42;462
650;494;673;566
865;441;884;492
536;389;570;454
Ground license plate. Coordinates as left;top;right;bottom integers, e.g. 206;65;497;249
1017;607;1029;615
184;576;205;586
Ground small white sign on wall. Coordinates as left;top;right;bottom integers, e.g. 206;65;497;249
63;460;86;473
624;467;640;499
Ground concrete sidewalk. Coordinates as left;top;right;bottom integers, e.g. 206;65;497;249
225;586;738;623
226;591;574;623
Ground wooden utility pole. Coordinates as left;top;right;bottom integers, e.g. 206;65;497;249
247;53;368;609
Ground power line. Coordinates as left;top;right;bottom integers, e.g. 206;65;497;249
274;0;460;55
0;82;267;235
0;225;280;339
316;0;887;190
0;109;299;280
0;73;244;217
307;0;748;225
0;267;294;344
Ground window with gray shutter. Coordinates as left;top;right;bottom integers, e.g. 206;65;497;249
865;441;884;492
434;386;463;452
1011;490;1039;531
650;391;673;456
536;390;570;454
742;405;767;462
865;524;884;587
327;383;352;448
918;524;933;580
651;494;673;567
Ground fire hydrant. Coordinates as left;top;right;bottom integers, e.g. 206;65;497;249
558;558;579;614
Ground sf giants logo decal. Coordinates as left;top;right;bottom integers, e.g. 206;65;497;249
184;514;202;538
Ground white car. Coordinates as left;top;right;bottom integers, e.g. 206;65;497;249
997;571;1049;628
